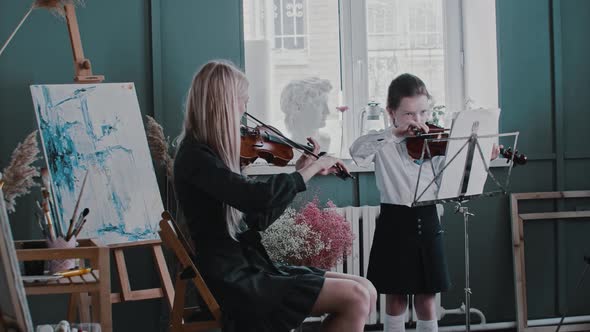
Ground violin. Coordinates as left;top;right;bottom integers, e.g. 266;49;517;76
240;113;354;180
406;123;527;165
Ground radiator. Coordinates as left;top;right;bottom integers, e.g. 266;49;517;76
332;205;382;325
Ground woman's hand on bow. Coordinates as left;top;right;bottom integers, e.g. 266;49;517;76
295;137;320;171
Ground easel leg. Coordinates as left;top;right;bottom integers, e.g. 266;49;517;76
98;247;112;332
153;244;175;309
113;248;132;301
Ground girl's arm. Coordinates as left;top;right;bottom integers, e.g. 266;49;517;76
349;127;403;167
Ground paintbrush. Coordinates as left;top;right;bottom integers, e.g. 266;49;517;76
73;218;87;238
41;168;62;237
40;195;56;240
70;208;89;239
66;170;89;240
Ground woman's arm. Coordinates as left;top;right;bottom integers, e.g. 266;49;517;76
182;149;306;215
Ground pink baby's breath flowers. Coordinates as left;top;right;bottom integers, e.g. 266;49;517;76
261;199;354;270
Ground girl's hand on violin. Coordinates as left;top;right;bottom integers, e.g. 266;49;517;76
295;137;320;171
491;144;503;160
393;120;429;138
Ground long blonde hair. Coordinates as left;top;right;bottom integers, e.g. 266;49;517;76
180;60;248;240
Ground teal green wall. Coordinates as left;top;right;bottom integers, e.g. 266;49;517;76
1;0;589;329
0;1;243;330
496;0;590;322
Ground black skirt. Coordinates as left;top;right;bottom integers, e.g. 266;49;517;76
366;203;450;294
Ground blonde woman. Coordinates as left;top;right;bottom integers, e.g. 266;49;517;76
174;60;377;332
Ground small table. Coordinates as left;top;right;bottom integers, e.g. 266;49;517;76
15;239;112;332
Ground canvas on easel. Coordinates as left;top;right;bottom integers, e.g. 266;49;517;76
31;83;164;245
0;175;33;332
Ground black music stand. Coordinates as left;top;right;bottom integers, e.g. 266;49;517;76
411;108;520;332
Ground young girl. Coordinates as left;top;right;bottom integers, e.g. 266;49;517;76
174;60;377;332
350;74;461;332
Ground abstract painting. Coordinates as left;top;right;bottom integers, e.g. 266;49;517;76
31;83;164;245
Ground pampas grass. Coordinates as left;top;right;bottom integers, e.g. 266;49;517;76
145;115;173;178
1;131;41;213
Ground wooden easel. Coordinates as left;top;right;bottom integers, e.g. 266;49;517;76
62;2;174;320
64;4;104;83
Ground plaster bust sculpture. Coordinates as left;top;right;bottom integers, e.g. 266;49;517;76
280;77;332;151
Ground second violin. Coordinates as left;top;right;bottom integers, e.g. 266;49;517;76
406;122;527;165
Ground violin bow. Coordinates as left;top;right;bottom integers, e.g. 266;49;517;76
244;112;354;179
244;112;319;158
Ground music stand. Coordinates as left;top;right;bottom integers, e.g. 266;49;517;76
411;108;520;332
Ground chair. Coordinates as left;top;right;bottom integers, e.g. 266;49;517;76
159;211;222;332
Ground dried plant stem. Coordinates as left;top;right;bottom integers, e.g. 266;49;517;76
145;115;173;178
0;6;34;57
2;131;41;213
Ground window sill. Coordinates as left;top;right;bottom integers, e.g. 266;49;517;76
242;158;512;176
242;159;373;176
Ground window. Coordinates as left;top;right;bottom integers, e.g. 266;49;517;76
243;0;342;156
366;0;445;107
273;0;307;51
242;0;498;163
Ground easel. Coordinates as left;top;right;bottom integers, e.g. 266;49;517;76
61;2;174;323
63;4;104;83
412;109;519;332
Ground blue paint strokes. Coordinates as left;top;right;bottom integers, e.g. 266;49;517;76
34;85;149;242
101;124;115;137
53;86;97;108
110;191;126;223
96;223;157;242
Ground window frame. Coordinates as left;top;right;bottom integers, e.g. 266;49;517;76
271;0;310;65
339;0;465;155
242;0;502;174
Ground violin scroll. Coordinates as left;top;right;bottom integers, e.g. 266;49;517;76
499;147;527;166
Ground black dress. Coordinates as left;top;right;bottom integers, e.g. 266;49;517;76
174;135;325;332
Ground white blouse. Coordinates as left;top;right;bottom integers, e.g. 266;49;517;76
349;126;445;207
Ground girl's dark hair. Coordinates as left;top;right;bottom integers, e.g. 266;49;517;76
386;73;431;110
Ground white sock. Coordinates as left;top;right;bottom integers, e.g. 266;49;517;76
416;319;438;332
383;312;405;332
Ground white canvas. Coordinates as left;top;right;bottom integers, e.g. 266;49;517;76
31;83;164;245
